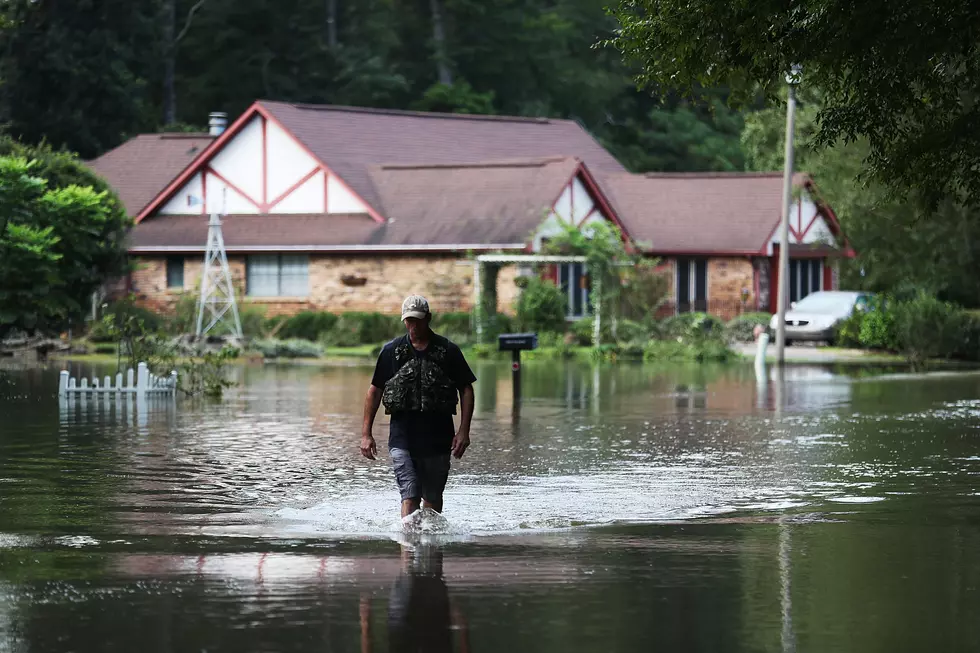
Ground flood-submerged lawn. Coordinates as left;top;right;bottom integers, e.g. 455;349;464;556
1;359;978;652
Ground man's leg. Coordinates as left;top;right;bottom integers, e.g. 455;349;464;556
401;498;421;518
418;454;451;514
390;448;422;518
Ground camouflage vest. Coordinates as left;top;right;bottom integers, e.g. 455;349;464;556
381;335;459;415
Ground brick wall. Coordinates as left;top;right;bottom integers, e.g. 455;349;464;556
129;254;520;317
651;256;758;321
707;257;756;320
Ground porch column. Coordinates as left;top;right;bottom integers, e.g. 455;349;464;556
474;259;484;345
592;273;602;347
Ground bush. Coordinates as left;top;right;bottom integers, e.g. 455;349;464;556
890;292;965;363
325;312;402;347
835;309;864;348
724;312;772;343
643;337;732;362
435;312;473;336
239;304;271;338
655;312;724;340
570;317;604;346
953;312;980;361
858;297;897;350
613;318;649;344
278;311;338;341
483;312;515;339
104;298;166;333
251;338;323;358
515;277;568;333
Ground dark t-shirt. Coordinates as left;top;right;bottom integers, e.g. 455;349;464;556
371;333;476;455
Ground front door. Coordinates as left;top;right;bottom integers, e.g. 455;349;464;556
558;262;590;319
676;258;708;313
788;259;822;304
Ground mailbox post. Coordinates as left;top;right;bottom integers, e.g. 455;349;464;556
498;332;538;405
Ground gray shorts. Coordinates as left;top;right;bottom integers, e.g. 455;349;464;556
390;448;451;503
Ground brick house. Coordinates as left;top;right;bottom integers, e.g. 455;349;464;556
88;100;852;321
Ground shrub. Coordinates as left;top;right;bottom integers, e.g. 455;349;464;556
890;292;965;363
166;292;270;338
325;312;402;347
613;318;649;344
724;312;772;343
483;312;515;339
643;337;732;362
655;312;724;340
514;277;568;333
239;304;271;338
103;298;166;333
278;311;338;341
435;312;473;336
835;309;864;348
858;297;897;350
953;312;980;362
251;338;323;358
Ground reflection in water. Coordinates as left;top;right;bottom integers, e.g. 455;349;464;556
362;545;469;653
2;360;980;652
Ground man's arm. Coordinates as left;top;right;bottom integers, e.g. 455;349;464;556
361;385;381;460
452;384;474;459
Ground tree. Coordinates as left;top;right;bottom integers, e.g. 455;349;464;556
606;0;980;202
743;87;980;307
0;140;131;338
0;0;160;159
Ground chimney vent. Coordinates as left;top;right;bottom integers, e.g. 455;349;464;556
208;112;228;136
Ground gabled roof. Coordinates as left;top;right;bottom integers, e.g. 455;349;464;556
260;101;627;218
601;171;845;255
129;157;598;251
87;133;214;216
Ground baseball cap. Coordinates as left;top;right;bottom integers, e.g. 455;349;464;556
401;295;430;320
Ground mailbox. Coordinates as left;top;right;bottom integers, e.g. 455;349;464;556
497;332;538;352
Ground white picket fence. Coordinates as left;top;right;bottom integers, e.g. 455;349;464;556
58;362;177;398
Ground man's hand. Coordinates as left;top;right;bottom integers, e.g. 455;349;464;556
360;433;377;460
451;429;470;459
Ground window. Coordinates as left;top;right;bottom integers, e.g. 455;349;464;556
246;254;309;297
558;262;590;319
676;258;707;313
788;259;822;303
166;256;184;289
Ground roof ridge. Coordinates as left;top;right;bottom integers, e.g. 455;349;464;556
628;171;811;180
156;133;213;140
376;156;575;171
261;99;555;125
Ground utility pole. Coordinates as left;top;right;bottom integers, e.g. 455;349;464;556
774;65;801;365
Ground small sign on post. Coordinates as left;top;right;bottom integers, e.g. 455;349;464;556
498;333;538;407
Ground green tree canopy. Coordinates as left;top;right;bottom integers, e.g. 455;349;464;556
607;0;980;202
0;141;131;338
742;88;980;307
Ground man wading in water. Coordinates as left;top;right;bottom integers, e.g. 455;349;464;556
361;295;476;519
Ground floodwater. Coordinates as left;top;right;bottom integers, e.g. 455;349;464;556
1;358;978;652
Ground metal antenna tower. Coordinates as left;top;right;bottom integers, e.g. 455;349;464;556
196;205;243;339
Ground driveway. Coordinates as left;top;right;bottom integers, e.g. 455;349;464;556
732;341;900;363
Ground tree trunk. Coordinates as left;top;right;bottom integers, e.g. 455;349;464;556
325;0;338;49
428;0;452;85
163;0;176;125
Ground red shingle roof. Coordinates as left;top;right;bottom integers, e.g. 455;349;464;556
601;172;812;254
129;157;582;250
87;133;213;216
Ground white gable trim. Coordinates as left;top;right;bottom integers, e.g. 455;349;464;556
531;171;612;252
147;104;383;222
765;193;837;256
